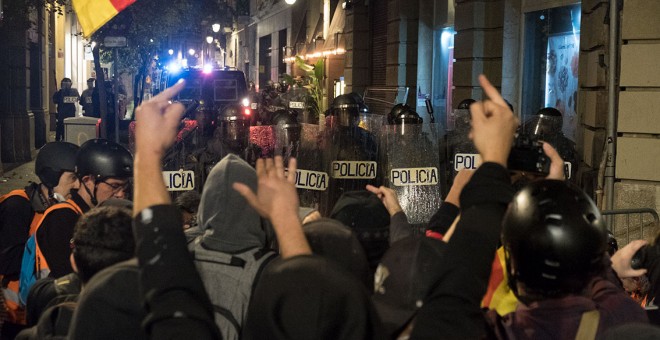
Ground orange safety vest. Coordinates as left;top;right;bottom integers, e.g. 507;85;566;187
32;199;84;281
0;189;44;324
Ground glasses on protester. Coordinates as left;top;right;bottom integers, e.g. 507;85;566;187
100;180;130;194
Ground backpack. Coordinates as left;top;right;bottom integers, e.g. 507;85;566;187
191;242;277;340
19;201;82;306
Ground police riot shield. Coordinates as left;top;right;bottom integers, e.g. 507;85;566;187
381;123;445;225
318;114;384;216
446;109;480;186
271;123;326;209
249;125;276;159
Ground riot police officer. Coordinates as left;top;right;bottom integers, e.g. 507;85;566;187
271;109;301;159
199;104;261;183
53;78;80;141
522;107;578;180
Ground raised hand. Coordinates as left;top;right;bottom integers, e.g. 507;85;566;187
233;157;311;258
134;79;186;157
366;184;403;217
469;75;519;167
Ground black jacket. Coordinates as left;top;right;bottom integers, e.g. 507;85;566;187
36;192;90;278
134;205;220;339
411;162;514;339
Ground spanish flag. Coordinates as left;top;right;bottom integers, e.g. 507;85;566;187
72;0;137;37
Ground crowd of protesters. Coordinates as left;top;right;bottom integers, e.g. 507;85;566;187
1;75;660;339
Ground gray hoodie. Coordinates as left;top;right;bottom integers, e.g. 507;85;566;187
198;153;266;252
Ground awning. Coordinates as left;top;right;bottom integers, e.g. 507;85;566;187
323;3;346;52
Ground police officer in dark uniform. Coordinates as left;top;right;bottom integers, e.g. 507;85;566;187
198;104;261;185
522;107;578;180
53;78;80;141
80;78;96;117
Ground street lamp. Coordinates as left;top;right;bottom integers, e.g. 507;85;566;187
212;23;221;33
168;49;174;55
188;48;196;56
206;36;214;44
285;0;296;4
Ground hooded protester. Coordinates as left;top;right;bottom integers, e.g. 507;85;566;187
190;153;277;340
243;255;384;340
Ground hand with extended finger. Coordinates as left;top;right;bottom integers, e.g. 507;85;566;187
469;75;519;167
135;79;186;157
366;184;403;217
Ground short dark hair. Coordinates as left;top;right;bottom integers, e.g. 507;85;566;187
72;206;135;283
175;190;201;214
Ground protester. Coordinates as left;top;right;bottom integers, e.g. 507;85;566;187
174;190;200;230
33;139;132;280
190;153;278;340
0;141;79;337
17;205;135;339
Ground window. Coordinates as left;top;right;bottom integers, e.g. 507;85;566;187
521;4;581;141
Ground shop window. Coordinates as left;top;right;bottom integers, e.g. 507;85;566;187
521;4;580;141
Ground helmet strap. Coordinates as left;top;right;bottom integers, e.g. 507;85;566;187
80;177;98;206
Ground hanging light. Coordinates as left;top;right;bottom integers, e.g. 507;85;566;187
212;23;221;33
285;0;296;4
188;48;196;56
206;36;214;44
168;49;174;55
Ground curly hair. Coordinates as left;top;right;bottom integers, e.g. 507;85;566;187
72;206;135;283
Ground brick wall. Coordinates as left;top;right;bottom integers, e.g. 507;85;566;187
611;0;660;244
452;0;505;104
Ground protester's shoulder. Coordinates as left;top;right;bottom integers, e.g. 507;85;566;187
84;258;139;292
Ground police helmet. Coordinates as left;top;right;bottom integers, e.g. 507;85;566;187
502;180;607;303
272;109;301;145
75;139;133;180
35;142;80;189
218;104;250;146
388;104;422;125
523;107;563;139
331;93;369;127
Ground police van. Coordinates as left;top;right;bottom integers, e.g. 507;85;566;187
155;67;251;194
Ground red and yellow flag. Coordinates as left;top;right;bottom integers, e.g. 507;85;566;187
72;0;137;37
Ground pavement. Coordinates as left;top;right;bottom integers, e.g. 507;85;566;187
0;159;39;194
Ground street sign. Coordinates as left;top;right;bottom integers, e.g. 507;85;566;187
104;36;127;47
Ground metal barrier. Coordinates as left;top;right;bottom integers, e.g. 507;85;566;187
602;208;660;245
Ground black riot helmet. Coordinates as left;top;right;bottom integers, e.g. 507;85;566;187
457;98;475;110
272;109;301;146
502;180;607;304
388;104;423;125
523;107;563;139
75;139;133;180
218;103;250;149
331;93;369;127
35;142;80;189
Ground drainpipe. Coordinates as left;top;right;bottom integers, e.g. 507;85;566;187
605;0;618;230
